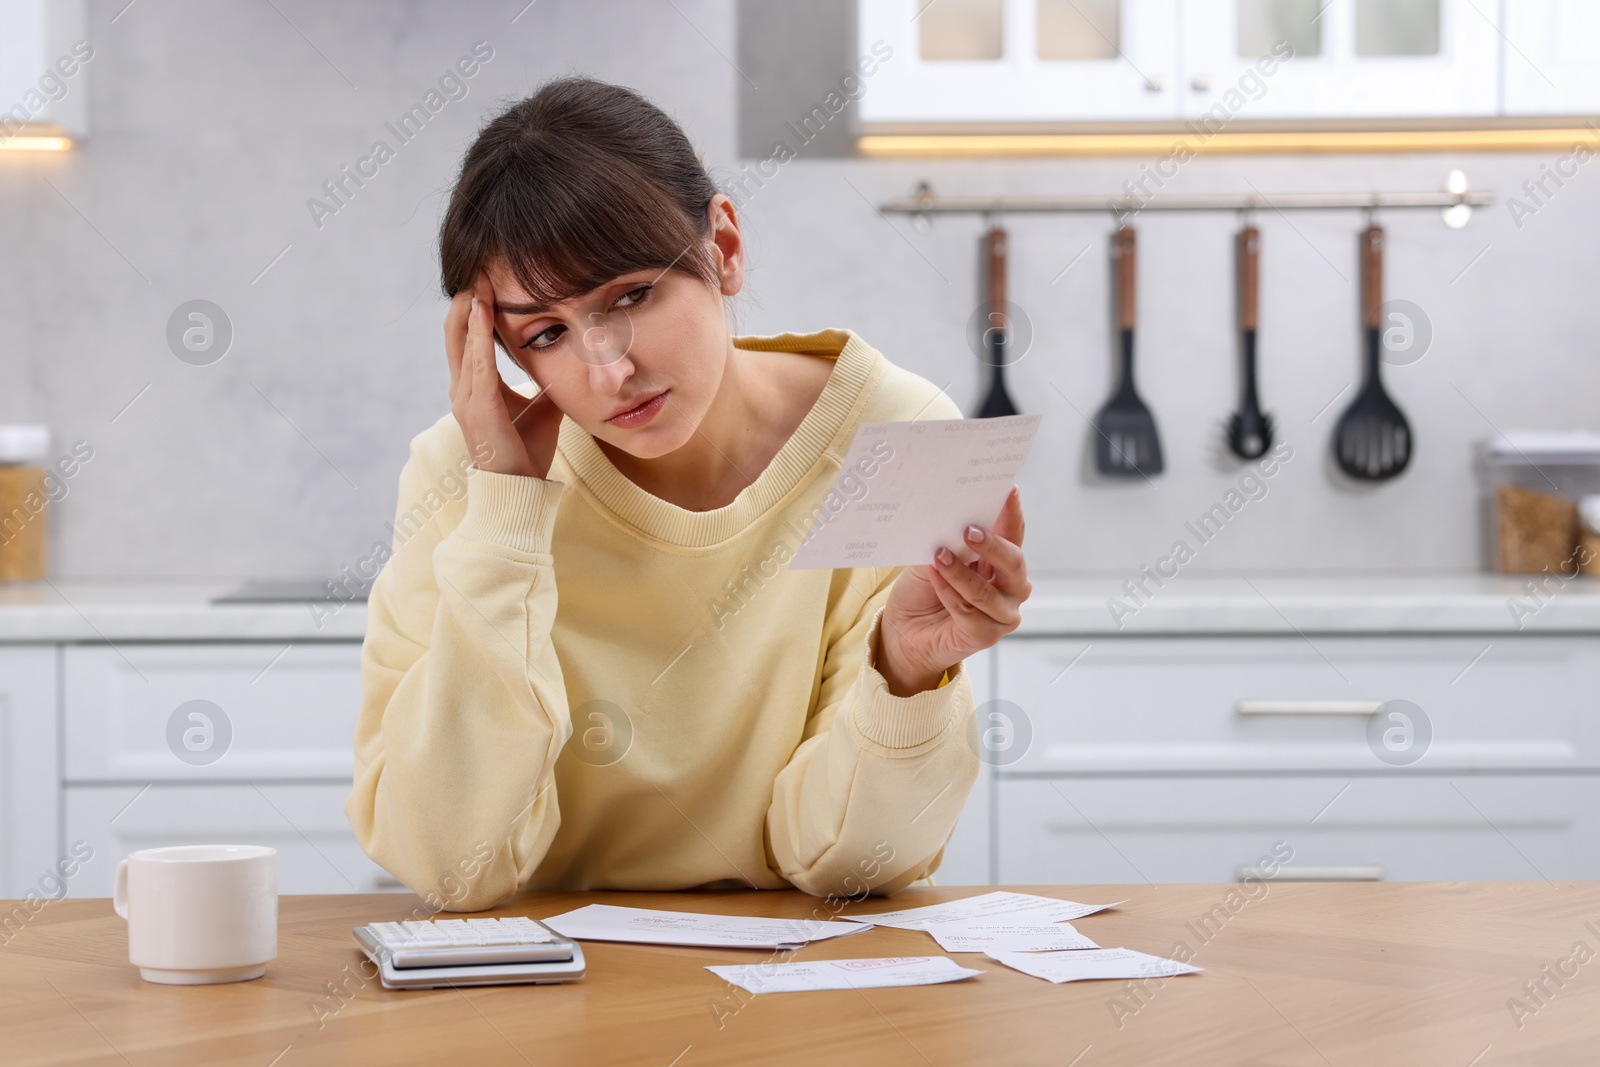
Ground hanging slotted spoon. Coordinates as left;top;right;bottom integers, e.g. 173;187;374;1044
976;225;1019;418
1094;225;1163;476
1333;224;1412;480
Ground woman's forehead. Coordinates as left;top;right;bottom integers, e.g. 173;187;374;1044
484;260;538;308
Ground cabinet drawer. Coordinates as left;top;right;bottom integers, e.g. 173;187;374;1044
65;783;402;897
0;647;60;899
64;643;361;782
937;647;994;886
994;636;1600;773
997;776;1600;884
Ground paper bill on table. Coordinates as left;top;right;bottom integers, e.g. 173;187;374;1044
707;956;983;994
921;921;1101;954
986;947;1202;984
541;904;874;950
841;891;1127;930
786;414;1041;571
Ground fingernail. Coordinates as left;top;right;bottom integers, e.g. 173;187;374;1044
937;547;954;565
470;297;479;313
965;524;985;543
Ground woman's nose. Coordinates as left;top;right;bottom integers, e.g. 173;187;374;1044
578;312;635;390
585;348;633;394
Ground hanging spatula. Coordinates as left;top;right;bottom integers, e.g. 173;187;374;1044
976;224;1019;418
1094;226;1163;476
1227;225;1274;460
1333;224;1412;480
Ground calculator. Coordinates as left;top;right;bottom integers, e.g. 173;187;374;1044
352;916;586;990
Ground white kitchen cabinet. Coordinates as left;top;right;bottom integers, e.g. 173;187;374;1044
997;775;1600;883
859;0;1180;124
990;629;1600;884
0;0;88;139
1181;0;1500;119
1502;0;1600;115
859;0;1511;126
9;578;1600;898
63;643;362;782
931;647;995;886
994;635;1600;773
64;783;400;897
0;647;60;899
53;640;397;897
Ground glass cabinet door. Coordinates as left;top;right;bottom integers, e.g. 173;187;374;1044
1180;0;1499;119
858;0;1509;129
858;0;1180;126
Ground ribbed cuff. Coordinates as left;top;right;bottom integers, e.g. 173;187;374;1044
851;605;967;751
454;469;566;555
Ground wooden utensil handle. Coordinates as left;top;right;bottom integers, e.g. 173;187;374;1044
1238;226;1259;331
1361;224;1383;329
985;226;1007;315
1116;226;1136;329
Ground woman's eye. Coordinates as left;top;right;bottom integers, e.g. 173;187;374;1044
614;284;652;309
522;324;565;351
518;285;648;351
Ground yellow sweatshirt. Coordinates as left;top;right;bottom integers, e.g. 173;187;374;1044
344;328;980;912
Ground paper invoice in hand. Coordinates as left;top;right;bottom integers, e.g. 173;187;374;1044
707;956;982;994
540;904;874;950
787;414;1041;571
841;891;1126;931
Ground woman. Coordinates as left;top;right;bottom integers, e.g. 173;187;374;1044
345;77;1031;913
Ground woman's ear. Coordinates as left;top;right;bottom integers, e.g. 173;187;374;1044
707;193;744;297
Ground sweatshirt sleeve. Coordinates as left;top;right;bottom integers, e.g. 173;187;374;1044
343;433;573;913
764;568;980;897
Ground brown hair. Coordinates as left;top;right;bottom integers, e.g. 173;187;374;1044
438;77;722;315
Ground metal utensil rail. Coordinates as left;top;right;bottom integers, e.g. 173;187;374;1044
878;187;1496;217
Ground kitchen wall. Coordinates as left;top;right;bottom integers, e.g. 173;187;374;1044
2;0;1596;581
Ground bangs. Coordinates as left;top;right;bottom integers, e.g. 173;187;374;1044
439;80;722;312
456;142;713;310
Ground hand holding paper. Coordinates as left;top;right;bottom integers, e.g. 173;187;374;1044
787;415;1040;572
787;414;1041;693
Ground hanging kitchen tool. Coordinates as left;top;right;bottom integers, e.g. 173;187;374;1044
1094;226;1163;476
1227;225;1274;460
1333;224;1413;480
976;225;1019;418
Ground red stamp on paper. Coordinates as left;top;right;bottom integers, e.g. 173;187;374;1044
837;957;928;970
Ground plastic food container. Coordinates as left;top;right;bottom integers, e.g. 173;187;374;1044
1476;431;1600;575
0;425;51;582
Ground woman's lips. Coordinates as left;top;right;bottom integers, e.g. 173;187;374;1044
607;389;667;427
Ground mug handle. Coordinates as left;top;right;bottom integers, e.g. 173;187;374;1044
113;859;130;920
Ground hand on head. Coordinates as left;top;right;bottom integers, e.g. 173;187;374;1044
445;271;564;479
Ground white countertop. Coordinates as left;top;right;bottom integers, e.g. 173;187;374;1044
0;580;367;643
1;573;1597;643
1018;573;1600;635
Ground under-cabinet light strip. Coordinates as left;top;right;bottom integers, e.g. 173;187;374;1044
858;128;1600;157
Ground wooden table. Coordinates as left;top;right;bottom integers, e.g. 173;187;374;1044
6;883;1600;1065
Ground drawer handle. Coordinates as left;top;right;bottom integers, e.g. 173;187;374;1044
1237;865;1383;882
1236;700;1382;716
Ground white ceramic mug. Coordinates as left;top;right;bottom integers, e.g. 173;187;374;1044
113;844;278;985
